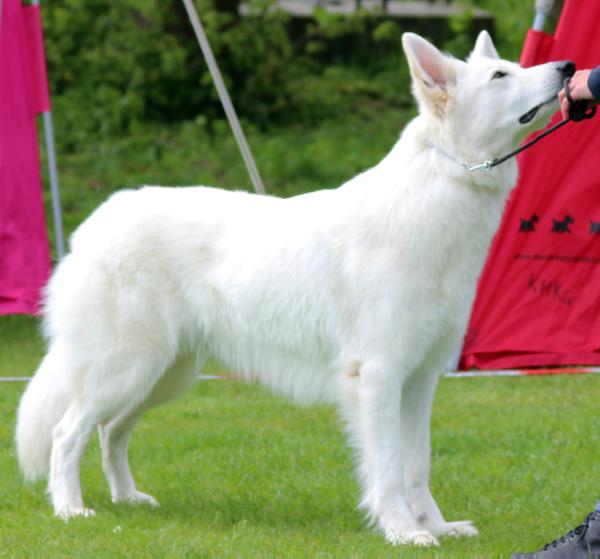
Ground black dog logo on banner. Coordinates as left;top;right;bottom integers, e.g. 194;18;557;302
519;214;539;232
551;215;574;233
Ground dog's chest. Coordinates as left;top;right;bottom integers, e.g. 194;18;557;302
390;183;505;323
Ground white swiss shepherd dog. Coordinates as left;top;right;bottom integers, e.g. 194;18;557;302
17;31;573;546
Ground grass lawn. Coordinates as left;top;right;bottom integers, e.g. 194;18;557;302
1;315;598;558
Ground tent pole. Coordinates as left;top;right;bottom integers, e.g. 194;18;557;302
41;110;65;259
532;12;546;31
31;0;65;260
180;0;266;195
533;0;555;31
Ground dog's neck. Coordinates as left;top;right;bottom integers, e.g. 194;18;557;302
426;141;497;173
414;122;517;192
403;118;519;192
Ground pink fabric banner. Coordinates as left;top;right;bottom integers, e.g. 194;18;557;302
0;0;52;315
23;5;51;114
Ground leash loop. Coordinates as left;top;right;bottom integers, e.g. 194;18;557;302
563;77;597;122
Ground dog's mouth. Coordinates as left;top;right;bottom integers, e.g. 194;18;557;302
519;97;555;124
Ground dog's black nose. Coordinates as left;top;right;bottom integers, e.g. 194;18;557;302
558;61;576;78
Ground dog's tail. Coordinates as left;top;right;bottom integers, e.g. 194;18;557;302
16;345;71;481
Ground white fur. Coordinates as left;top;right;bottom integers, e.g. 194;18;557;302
16;32;568;545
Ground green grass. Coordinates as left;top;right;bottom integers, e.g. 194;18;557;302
1;316;598;557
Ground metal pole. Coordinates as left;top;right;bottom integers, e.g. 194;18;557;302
180;0;266;195
41;111;65;259
532;12;546;31
31;0;65;259
533;0;555;31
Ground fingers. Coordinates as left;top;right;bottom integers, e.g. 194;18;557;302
558;89;569;120
560;96;570;120
569;69;593;101
557;70;594;120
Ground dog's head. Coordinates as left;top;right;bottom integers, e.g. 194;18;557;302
402;31;573;158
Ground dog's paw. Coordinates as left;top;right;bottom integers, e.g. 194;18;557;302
56;507;96;521
380;509;439;546
113;491;159;507
435;520;479;538
385;528;439;547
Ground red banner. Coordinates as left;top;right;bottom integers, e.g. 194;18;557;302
0;0;52;315
461;0;600;369
520;29;554;69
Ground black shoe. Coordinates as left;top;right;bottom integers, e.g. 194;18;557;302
512;510;600;558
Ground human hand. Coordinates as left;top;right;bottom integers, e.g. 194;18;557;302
558;69;599;120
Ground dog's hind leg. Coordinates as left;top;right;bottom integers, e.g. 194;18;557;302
48;350;173;519
99;352;203;507
49;403;100;519
99;406;157;507
401;361;478;539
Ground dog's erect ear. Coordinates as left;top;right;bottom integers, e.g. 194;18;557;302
402;33;455;89
402;33;456;116
469;30;499;61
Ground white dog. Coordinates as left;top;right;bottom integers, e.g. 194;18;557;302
16;31;572;546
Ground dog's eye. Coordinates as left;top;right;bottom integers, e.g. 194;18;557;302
491;71;508;80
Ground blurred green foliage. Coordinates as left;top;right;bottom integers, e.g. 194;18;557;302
41;0;417;149
474;0;535;60
40;0;533;153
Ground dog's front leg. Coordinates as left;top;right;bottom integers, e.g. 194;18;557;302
401;368;478;539
352;360;439;547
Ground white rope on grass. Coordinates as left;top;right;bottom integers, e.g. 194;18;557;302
0;374;222;382
447;368;600;377
445;370;522;378
3;368;600;382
